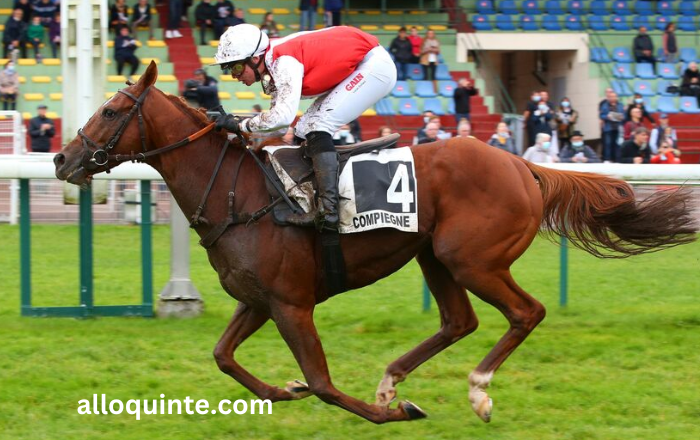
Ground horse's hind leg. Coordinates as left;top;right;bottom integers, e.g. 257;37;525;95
375;246;478;406
214;302;309;402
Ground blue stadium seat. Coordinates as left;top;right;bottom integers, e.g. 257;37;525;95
657;96;679;114
634;80;655;97
680;97;700;113
375;98;395;115
423;98;445;115
438;80;457;98
657;1;674;16
678;17;698;32
657;80;678;96
545;0;564;15
476;0;495;14
656;15;671;31
447;100;455;115
398;98;421;116
613;63;634;79
679;1;698;16
612;1;631;16
643;97;656;112
612;47;633;63
590;47;611;63
521;15;540;30
495;15;517;30
680;48;698;63
590;1;607;16
565;15;583;30
632;15;651;30
415;81;437;98
588;16;608;31
499;1;519;15
635;63;656;79
611;80;633;97
391;81;411;98
567;0;585;15
435;64;452;81
407;64;424;81
611;15;630;31
522;0;541;15
634;1;654;16
472;15;493;30
658;63;679;80
542;15;563;30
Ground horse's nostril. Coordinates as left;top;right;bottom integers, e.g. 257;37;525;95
53;153;65;167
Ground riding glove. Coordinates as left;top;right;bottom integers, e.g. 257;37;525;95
215;114;248;134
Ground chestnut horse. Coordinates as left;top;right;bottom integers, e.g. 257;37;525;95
54;63;697;423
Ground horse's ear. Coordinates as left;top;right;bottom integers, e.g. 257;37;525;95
136;61;158;89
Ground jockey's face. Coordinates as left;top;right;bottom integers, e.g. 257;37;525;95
233;56;262;86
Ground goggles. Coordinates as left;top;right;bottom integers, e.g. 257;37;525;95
221;60;247;75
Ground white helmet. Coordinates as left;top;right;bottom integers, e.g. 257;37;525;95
213;24;269;65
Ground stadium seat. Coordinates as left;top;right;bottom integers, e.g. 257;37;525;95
439;80;457;98
375;98;395;115
635;63;656;79
522;1;541;15
677;17;698;32
657;1;674;16
611;15;630;31
407;64;424;81
590;1;607;16
657;63;679;79
642;97;656;112
680;48;698;63
545;1;564;15
472;15;493;31
398;98;421;116
680;97;700;113
634;1;654;16
495;15;517;30
612;1;631;16
679;1;698;16
588;16;608;31
499;1;519;15
657;79;678;96
656;15;671;31
476;0;495;14
521;15;540;30
611;80;633;97
634;80;655;96
613;63;634;79
656;96;679;113
567;0;585;15
612;47;633;63
565;15;583;30
542;15;562;30
590;47;611;63
415;81;437;97
632;15;651;30
435;64;452;81
423;98;445;115
391;81;411;98
447;100;455;115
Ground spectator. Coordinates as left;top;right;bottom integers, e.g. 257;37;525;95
632;26;655;68
623;107;644;140
620;127;651;164
523;133;557;163
389;27;412;82
378;126;393;137
14;0;32;24
407;26;422;63
109;0;131;34
3;9;27;59
559;131;600;163
332;124;355;145
455;120;471;138
415;110;435;141
523;90;542;146
299;0;318;32
453;77;478;124
599;91;624;162
324;0;342;27
527;96;554;140
32;0;58;27
417;121;440;144
598;87;614;110
0;61;19;111
213;0;234;40
650;113;676;153
663;22;677;63
487;121;517;154
26;16;44;60
252;104;262;113
555;97;578;148
260;12;279;38
348;119;362;142
114;26;140;78
48;13;60;59
420;29;440;92
165;0;184;39
625;93;655;124
681;61;700;106
195;0;216;45
28;105;55;152
651;140;681;164
132;0;154;41
182;68;220;110
229;8;245;26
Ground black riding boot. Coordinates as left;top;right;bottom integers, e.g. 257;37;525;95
287;132;339;231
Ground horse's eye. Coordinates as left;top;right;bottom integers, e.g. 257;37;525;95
102;109;116;119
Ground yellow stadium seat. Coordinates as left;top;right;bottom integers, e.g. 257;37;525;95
200;57;215;64
22;112;32;120
209;40;219;47
384;25;401;31
277;23;286;30
360;25;379;31
248;8;266;14
296;110;303;116
24;93;44;101
260;92;271;99
159;75;176;82
46;111;58;119
49;93;62;101
288;24;300;30
0;58;7;64
410;10;428;15
361;108;377;116
365;10;381;15
272;8;290;14
105;92;116;99
230;109;251;114
131;74;142;81
315;24;325;29
347;10;359;15
31;76;51;83
106;59;112;64
218;92;232;99
428;25;448;31
219;75;238;81
18;76;26;84
141;57;159;64
235;91;256;99
0;25;5;32
108;75;127;82
18;59;36;66
150;7;157;14
147;40;166;48
107;41;114;48
388;10;403;15
57;76;62;82
42;58;60;65
0;8;13;14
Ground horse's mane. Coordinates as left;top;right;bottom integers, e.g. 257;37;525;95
163;93;210;126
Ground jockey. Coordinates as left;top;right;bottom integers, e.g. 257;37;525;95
212;24;397;232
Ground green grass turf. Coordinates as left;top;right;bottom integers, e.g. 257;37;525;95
0;225;699;440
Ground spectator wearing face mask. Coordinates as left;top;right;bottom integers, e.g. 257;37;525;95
527;97;554;141
556;97;577;148
623;107;645;140
523;90;541;146
625;93;655;124
0;61;19;111
522;133;558;163
559;131;600;163
332;124;355;146
487;121;517;154
620;127;651;164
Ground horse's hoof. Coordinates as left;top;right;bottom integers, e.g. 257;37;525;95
285;380;312;400
400;400;427;420
473;396;493;423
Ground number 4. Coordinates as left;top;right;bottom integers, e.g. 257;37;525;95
387;164;414;212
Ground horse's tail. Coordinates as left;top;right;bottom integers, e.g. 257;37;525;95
520;159;698;258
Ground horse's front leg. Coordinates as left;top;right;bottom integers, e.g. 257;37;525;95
271;301;427;424
214;302;311;402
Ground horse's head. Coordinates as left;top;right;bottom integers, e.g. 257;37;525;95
55;61;160;186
